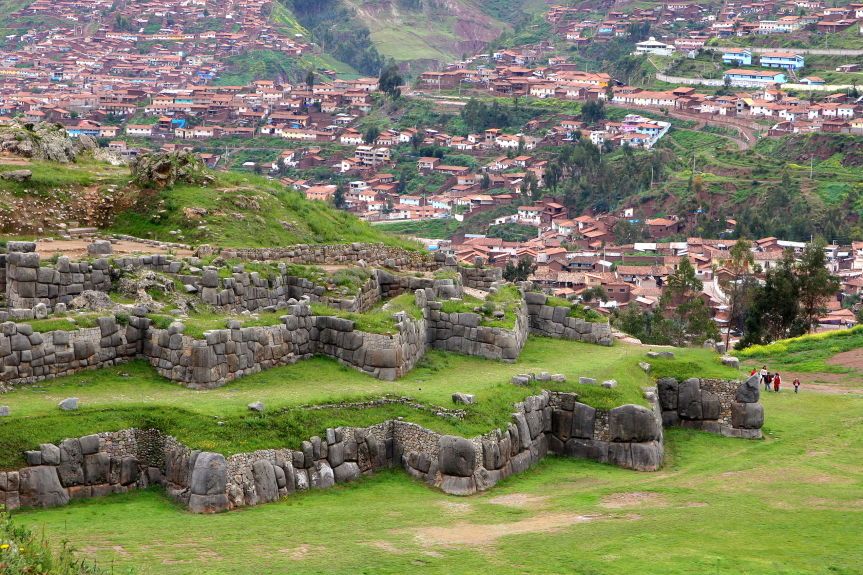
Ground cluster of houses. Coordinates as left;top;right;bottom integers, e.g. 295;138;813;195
288;113;670;221
605;84;863;134
0;0;398;139
438;232;861;329
546;1;863;49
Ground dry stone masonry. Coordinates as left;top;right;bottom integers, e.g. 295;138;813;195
656;374;763;438
1;386;671;512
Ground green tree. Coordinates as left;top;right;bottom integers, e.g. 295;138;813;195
740;248;803;347
581;285;609;303
658;257;718;346
581;99;606;124
616;301;645;339
362;124;381;144
719;238;757;349
546;161;562;193
305;68;315;89
334;184;347;210
378;64;403;98
797;239;841;332
503;256;537;282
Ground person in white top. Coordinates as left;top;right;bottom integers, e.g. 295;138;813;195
760;366;769;391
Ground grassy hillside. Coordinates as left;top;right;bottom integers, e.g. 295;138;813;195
107;170;417;248
12;355;863;574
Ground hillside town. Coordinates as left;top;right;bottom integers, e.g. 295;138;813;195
429;231;862;330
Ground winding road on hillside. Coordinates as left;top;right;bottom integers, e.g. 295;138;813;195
405;91;759;151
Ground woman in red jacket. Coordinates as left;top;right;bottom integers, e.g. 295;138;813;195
773;373;781;393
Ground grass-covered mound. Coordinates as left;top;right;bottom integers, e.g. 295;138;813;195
733;326;863;374
12;375;863;574
108;171;418;248
0;337;668;470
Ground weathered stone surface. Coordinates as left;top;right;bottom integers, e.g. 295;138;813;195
608;405;659;443
84;452;109;485
564;438;609;463
79;434;100;455
440;474;476;495
247;401;265;412
130;149;216;189
736;374;761;403
656;378;679;411
0;406;8;417
662;410;680;427
438;435;476;477
677;378;703;420
571;402;596;439
188;494;230;513
310;461;335;489
578;377;596;386
451;392;476;405
86;240;113;256
189;452;228;496
40;443;60;466
731;402;764;429
252;460;279;503
720;355;740;369
601;379;618;389
701;390;720;420
333;462;361;483
630;440;663;471
59;398;78;411
551;409;573;441
0;169;32;182
18;466;69;508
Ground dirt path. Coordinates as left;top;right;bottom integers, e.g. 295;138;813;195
35;239;193;259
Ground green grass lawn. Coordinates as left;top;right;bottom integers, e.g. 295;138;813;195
11;388;863;575
0;337;699;470
733;326;863;374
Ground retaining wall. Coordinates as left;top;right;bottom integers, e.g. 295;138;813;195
218;242;442;270
0;387;666;513
656;374;763;438
523;291;613;346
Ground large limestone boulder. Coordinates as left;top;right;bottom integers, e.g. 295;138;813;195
608;405;660;443
656;378;679;411
189;452;228;496
0;121;77;162
18;466;69;508
130;149;216;189
736;374;761;403
252;460;278;503
731;402;764;429
677;378;703;420
438;435;476;477
0;170;32;182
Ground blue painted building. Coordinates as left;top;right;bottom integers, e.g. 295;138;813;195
760;52;804;70
724;69;787;84
722;48;752;66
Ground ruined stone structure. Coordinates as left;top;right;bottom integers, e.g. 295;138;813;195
656;374;764;438
0;386;672;513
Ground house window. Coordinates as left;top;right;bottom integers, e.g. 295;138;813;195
607;287;613;292
620;289;626;293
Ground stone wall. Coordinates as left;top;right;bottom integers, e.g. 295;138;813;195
523;291;613;346
218;242;443;270
656;374;763;438
0;388;667;512
424;290;528;363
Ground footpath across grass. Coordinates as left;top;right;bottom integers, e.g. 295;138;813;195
733;326;863;373
11;388;863;575
0;337;718;470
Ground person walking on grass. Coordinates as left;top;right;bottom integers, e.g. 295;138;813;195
750;367;757;377
774;372;781;393
793;378;800;394
761;366;769;391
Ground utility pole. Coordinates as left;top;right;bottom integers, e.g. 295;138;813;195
810;155;814;179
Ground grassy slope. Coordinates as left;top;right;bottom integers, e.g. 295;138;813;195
0;337;680;470
13;388;863;574
107;171;417;249
342;0;509;61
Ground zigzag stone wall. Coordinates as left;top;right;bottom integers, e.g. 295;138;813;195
0;387;668;513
